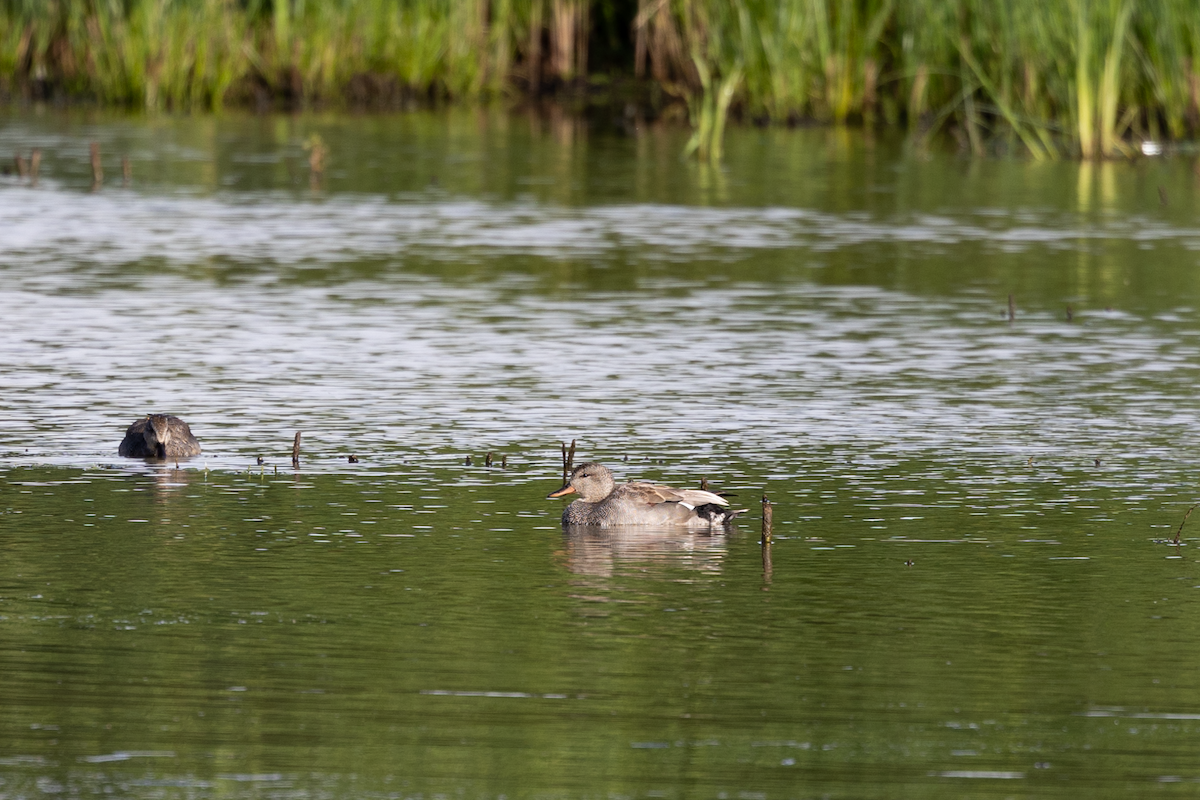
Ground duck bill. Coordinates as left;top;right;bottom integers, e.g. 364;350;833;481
547;485;577;499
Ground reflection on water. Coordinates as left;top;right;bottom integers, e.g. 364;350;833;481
558;527;730;577
6;187;1200;271
4;110;1200;798
146;465;195;500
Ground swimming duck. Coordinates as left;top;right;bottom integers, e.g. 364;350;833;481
118;414;202;459
548;462;745;528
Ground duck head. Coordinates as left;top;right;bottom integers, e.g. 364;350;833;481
143;414;173;459
547;462;616;502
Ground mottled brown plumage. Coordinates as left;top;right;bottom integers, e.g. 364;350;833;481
548;462;745;528
118;414;202;459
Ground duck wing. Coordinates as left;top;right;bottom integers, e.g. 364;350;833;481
117;417;151;457
627;482;730;509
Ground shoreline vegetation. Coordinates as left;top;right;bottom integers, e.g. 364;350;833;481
2;0;1199;160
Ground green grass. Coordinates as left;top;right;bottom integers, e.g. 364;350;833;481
3;0;1200;159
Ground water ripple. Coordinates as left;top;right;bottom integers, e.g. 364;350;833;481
2;187;1198;481
3;188;1199;272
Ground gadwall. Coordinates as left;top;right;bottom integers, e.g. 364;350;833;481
548;462;745;528
118;414;202;459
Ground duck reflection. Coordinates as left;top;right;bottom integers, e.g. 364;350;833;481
557;526;729;578
150;464;194;503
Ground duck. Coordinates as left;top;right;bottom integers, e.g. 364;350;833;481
118;414;202;459
548;462;745;528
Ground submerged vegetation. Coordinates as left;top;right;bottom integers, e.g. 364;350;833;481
3;0;1200;159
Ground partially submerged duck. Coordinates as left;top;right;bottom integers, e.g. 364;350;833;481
118;414;202;459
548;462;745;528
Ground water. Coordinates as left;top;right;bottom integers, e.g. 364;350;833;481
3;109;1200;797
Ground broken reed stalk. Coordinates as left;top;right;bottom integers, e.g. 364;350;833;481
485;452;493;467
122;156;131;186
700;477;708;491
561;439;576;483
307;137;326;175
501;455;507;469
761;533;773;583
90;142;102;189
14;152;26;178
761;494;773;544
1175;503;1198;545
29;149;39;186
291;431;301;467
305;133;327;189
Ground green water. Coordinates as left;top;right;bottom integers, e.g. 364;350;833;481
3;462;1199;797
3;110;1200;797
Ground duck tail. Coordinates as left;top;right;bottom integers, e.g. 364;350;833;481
695;504;749;525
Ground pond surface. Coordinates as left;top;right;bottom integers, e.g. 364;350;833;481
3;109;1200;798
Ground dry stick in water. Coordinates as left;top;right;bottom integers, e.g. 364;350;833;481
13;152;26;178
501;455;508;469
309;141;326;175
90;142;103;190
305;134;327;190
122;156;131;187
761;497;774;583
1175;503;1199;545
761;494;773;545
291;432;302;467
700;477;708;491
29;149;39;187
485;452;493;467
561;439;576;484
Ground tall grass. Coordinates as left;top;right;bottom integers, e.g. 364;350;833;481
3;0;1200;159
